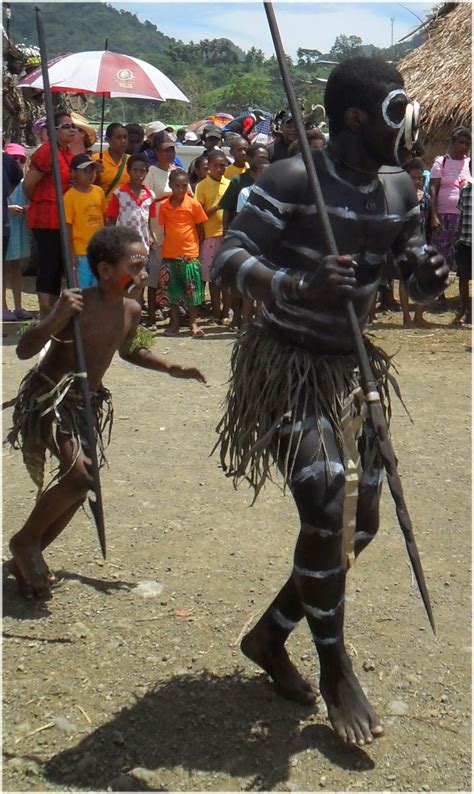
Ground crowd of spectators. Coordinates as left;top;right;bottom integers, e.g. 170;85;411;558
2;110;471;331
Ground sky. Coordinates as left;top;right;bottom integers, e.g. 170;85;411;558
108;1;439;59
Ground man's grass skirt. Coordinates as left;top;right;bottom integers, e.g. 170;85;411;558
215;322;401;503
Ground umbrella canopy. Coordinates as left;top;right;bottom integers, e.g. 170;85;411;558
187;113;233;135
18;50;189;102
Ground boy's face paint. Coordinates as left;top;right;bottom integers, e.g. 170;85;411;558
113;243;149;295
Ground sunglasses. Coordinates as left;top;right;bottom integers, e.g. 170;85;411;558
55;123;77;131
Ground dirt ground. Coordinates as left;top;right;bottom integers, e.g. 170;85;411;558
2;281;472;793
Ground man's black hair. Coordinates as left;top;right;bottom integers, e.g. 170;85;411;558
169;167;188;184
207;148;227;164
87;227;142;279
402;156;426;173
125;123;144;138
324;56;404;136
105;122;127;139
247;142;269;160
126;153;149;171
54;110;70;126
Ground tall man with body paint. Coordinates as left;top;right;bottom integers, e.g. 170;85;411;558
211;57;449;747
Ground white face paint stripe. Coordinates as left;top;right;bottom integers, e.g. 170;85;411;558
294;563;345;579
303;597;345;619
236;256;259;297
382;89;408;129
292;460;344;483
273;609;297;630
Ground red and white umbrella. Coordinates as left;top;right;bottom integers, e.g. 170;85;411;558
18;50;189;102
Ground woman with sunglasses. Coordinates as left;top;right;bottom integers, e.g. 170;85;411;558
3;143;33;322
23;110;75;316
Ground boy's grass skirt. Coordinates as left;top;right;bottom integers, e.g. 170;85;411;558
215;323;402;511
4;367;113;495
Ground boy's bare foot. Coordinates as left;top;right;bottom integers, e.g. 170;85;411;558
9;536;52;596
320;656;384;746
191;326;204;338
241;626;318;706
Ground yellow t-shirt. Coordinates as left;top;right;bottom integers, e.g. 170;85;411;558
194;174;230;239
92;149;129;207
224;163;248;180
64;185;107;255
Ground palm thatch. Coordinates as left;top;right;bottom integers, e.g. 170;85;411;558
397;2;472;160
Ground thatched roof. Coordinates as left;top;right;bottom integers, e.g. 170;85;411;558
397;2;471;143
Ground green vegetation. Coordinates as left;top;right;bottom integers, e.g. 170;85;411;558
9;2;424;125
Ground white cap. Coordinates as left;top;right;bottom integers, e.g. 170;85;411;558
144;120;165;139
184;131;198;142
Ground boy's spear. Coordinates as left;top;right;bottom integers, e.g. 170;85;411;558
263;1;435;633
35;6;107;558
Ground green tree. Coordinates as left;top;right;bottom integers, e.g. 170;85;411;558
329;34;364;61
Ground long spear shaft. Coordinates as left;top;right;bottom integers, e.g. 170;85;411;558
35;6;107;558
264;1;434;633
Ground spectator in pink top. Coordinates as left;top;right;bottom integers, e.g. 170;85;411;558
429;126;471;271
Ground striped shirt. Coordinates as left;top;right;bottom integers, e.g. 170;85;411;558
457;182;472;246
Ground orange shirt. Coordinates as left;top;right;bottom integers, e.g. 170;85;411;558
159;194;208;259
92;149;129;207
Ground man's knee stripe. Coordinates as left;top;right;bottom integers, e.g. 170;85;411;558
303;596;345;619
311;631;343;646
273;608;297;630
354;530;376;543
294;563;345;579
292;460;344;483
301;522;343;538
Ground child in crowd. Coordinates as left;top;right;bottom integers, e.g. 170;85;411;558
107;154;158;307
455;165;472;325
63;154;107;288
188;154;209;192
195;149;230;322
235;156;270;331
224;136;249;181
159;169;207;338
399;157;432;327
6;226;206;598
3;143;33;321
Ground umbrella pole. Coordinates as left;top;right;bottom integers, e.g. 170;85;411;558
263;1;435;633
99;38;108;159
35;6;107;558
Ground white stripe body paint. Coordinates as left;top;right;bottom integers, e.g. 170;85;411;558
273;608;297;630
312;632;343;645
236;256;258;297
292;460;344;483
294;563;345;579
303;597;345;619
245;203;286;229
251;184;296;214
300;522;343;538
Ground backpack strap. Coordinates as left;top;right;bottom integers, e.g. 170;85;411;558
105;155;128;196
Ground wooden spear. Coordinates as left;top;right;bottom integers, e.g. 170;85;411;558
35;6;107;557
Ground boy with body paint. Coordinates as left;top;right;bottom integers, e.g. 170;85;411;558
6;226;206;599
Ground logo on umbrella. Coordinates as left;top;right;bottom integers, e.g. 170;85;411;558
116;68;134;87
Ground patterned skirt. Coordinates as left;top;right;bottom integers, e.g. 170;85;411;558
429;213;460;271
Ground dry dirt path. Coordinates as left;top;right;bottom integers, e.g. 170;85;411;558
2;289;471;792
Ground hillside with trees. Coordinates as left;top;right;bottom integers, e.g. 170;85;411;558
7;2;425;125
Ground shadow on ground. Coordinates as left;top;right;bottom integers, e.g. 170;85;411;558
44;672;374;791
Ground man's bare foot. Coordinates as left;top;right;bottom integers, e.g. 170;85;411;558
402;316;414;327
413;317;431;328
320;657;384;746
241;626;318;706
9;537;52;596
